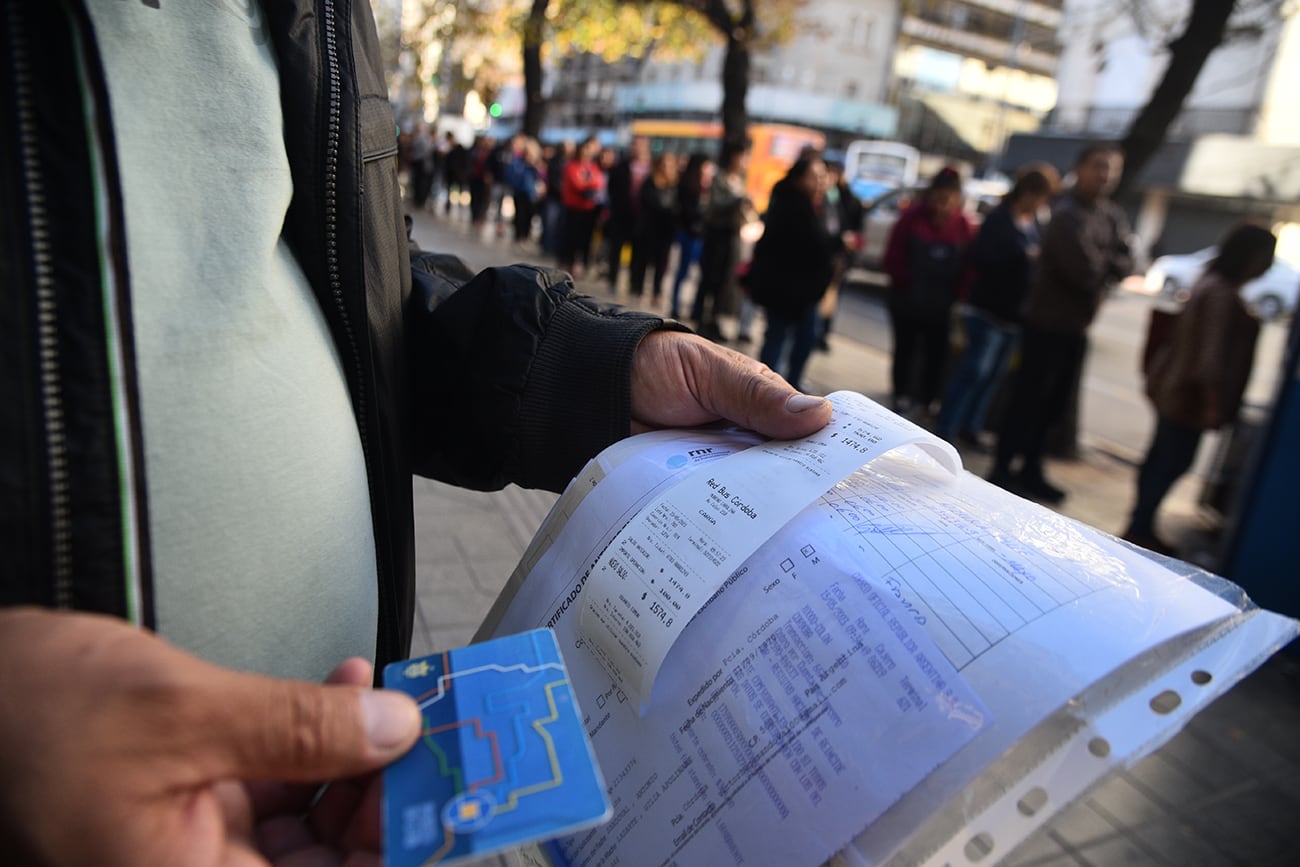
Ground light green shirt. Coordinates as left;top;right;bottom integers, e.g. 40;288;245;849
86;0;379;680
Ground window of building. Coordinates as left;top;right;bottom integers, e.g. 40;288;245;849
848;15;874;50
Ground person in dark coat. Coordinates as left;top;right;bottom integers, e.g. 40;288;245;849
990;143;1131;504
816;161;865;351
629;153;680;302
936;166;1058;447
694;142;751;341
442;134;469;216
1121;224;1275;555
881;167;975;417
748;156;845;391
605;137;651;291
670;153;713;319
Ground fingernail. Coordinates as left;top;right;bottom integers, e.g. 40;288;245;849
785;394;827;414
361;690;420;750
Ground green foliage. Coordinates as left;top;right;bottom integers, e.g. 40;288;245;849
539;0;713;63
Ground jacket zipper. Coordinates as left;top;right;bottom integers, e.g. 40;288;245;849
324;0;395;656
323;0;368;453
8;3;73;607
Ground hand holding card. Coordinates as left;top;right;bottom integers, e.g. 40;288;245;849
383;629;610;867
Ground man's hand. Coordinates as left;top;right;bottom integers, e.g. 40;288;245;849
631;331;832;438
0;608;420;867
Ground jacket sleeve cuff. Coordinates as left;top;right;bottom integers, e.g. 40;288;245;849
513;300;680;492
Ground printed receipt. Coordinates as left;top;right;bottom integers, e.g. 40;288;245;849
578;391;961;711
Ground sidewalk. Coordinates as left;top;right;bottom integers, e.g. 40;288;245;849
404;208;1298;866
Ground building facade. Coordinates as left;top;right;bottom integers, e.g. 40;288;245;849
545;0;901;148
890;0;1063;159
1034;0;1300;261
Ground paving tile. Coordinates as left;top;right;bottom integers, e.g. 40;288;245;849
1123;750;1215;812
1087;773;1172;828
1128;815;1245;867
1038;799;1117;852
1071;833;1168;867
999;826;1085;866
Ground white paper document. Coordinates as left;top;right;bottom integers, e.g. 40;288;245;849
477;393;1296;867
579;392;960;711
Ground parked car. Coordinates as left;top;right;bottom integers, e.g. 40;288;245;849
1144;247;1299;320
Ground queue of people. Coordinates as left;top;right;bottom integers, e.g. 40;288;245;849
403;133;1277;546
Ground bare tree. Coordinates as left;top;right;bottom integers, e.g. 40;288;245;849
1118;0;1279;193
624;0;806;151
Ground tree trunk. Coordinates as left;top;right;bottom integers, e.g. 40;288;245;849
1118;0;1236;194
522;0;548;138
720;31;751;152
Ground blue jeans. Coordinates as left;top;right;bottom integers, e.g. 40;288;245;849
760;305;820;391
937;310;1019;438
671;231;702;318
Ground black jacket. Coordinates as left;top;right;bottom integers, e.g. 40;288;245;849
745;180;842;319
967;205;1041;325
0;0;667;667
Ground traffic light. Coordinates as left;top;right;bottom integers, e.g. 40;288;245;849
489;102;503;118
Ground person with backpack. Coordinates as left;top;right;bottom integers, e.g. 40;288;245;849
1121;224;1276;555
746;156;845;392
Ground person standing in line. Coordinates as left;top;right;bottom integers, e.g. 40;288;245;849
746;156;845;392
694;142;752;342
1121;224;1276;555
881;167;975;418
990;143;1132;504
489;134;520;238
541;141;571;255
507;137;546;245
629;153;680;303
815;161;865;352
559;136;605;279
407;123;434;210
669;153;714;320
467;136;495;226
605;137;652;293
935;166;1058;448
442;132;469;217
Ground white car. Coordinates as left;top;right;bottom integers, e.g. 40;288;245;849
1144;247;1299;320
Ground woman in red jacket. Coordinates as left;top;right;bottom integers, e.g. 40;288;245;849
881;168;974;417
559;136;605;278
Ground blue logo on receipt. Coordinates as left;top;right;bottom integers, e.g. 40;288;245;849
667;454;688;469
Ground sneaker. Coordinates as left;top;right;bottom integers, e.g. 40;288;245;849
1016;472;1066;505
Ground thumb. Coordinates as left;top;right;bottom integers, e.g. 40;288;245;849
695;344;833;440
197;667;421;783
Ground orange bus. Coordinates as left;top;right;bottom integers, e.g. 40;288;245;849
628;119;826;214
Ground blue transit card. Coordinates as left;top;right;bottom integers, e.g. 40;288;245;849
383;628;610;866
